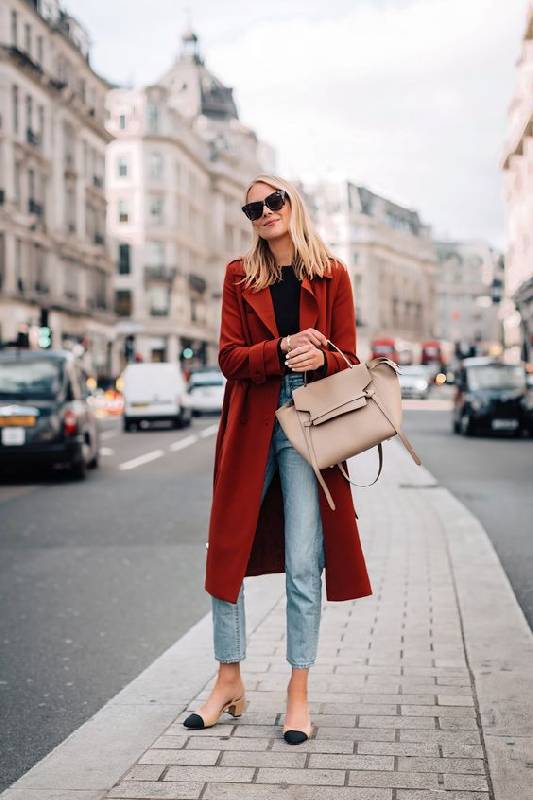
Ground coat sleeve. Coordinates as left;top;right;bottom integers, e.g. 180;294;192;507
323;265;360;377
218;264;285;383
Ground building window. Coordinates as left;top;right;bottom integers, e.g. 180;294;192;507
115;290;132;316
149;195;164;224
118;243;131;274
24;23;31;56
11;11;18;48
148;286;170;316
118;199;129;223
147;103;159;133
117;157;128;177
149;152;163;179
12;85;19;133
119;113;126;129
36;35;43;65
146;241;164;267
26;94;33;131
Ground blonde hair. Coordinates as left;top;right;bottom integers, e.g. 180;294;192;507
239;174;339;291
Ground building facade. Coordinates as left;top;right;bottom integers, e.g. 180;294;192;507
106;30;274;372
0;0;116;377
434;241;504;356
502;1;533;362
306;181;437;362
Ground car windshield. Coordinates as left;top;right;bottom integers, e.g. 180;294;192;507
189;372;223;386
0;360;63;400
400;366;428;376
467;365;525;391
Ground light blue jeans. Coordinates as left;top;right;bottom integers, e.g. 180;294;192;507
211;371;326;668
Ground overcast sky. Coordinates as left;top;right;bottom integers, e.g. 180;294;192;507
67;0;528;248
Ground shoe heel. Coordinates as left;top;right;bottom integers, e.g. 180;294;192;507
226;696;246;717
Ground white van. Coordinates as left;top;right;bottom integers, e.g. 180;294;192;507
121;362;192;432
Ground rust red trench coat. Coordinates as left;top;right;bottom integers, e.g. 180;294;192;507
205;257;372;604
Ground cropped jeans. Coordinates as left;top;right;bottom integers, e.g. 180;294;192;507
211;371;326;668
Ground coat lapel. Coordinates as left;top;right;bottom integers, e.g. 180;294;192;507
242;270;332;339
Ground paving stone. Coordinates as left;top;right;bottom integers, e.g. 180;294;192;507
271;738;355;753
357;715;435;729
185;735;272;751
123;764;165;781
397;756;485;774
441;744;484;758
322;703;398;715
443;774;490;791
221;750;306;767
437;694;475;706
438;716;479;730
400;704;476;718
347;770;440;789
203;784;393;799
316;727;396;741
256;767;345;785
163;765;254;782
151;735;188;749
107;782;203;798
357;741;440;757
396;792;488;800
308;714;357;727
308;754;394;770
400;729;481;746
138;748;219;765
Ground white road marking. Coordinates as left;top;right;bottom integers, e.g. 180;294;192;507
119;450;164;471
169;434;198;451
101;429;119;440
403;399;453;411
99;447;114;456
199;424;219;437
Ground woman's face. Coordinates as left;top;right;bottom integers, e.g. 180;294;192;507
246;182;291;242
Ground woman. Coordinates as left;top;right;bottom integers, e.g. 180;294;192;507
183;175;372;744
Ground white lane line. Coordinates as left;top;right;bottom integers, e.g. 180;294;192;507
101;429;119;440
403;400;453;411
119;450;164;471
199;424;219;437
169;434;198;452
100;447;114;456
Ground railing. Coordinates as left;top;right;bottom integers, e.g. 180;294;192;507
144;265;177;281
94;233;105;245
28;198;43;216
26;127;41;147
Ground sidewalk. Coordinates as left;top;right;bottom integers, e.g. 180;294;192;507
3;440;533;800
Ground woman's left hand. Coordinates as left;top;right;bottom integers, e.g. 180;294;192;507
285;343;326;371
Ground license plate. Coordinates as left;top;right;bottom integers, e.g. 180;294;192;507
130;402;148;408
0;416;36;427
1;427;25;445
491;418;518;430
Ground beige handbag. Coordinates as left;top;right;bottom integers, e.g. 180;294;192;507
275;339;422;511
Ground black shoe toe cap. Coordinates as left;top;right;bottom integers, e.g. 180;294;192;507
283;729;309;745
183;712;205;729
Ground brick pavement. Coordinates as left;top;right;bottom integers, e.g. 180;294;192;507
104;442;507;800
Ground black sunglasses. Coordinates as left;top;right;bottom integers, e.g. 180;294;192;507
241;189;288;221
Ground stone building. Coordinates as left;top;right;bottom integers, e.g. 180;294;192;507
433;241;503;355
0;0;116;377
502;1;533;362
306;180;437;361
106;29;274;371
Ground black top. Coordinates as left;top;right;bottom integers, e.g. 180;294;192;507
269;265;326;377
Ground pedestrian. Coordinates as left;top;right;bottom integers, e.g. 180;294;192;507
183;174;372;744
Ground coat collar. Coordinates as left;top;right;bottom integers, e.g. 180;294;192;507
239;263;333;339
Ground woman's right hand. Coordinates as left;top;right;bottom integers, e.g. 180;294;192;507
281;328;327;353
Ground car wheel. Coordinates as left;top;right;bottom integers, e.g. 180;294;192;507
87;446;99;469
123;418;136;432
461;415;475;436
70;457;87;480
452;417;461;434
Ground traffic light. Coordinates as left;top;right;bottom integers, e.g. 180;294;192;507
124;335;135;361
38;309;52;349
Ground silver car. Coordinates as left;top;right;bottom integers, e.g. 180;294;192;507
183;367;226;416
398;365;432;400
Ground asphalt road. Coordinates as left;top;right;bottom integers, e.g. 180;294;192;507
1;392;531;790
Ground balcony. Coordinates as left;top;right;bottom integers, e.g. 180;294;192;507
35;280;50;295
144;265;177;282
26;127;41;148
8;46;44;78
94;232;105;245
49;77;67;92
28;198;44;216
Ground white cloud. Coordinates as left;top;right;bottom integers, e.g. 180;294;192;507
68;0;528;245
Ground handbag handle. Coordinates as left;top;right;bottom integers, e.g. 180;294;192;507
303;338;356;385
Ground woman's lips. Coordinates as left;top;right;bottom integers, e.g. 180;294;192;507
263;219;278;227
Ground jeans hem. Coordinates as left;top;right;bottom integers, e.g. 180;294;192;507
216;656;245;663
287;661;315;669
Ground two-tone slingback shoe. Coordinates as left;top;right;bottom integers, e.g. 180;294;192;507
282;723;313;745
183;694;247;730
